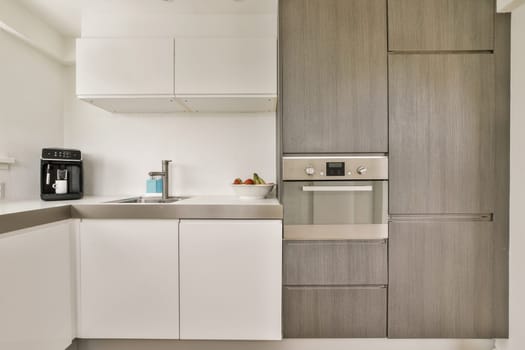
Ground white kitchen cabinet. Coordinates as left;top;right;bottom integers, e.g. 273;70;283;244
175;37;277;95
177;95;277;113
78;219;179;339
175;37;277;112
77;38;174;96
0;221;76;350
76;38;186;112
76;37;277;113
179;220;282;340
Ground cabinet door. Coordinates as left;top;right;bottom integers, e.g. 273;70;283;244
280;0;387;153
0;221;75;350
388;221;507;338
284;286;386;338
76;38;174;96
388;0;494;51
79;220;179;339
283;240;387;285
179;220;282;340
389;54;495;214
175;37;277;95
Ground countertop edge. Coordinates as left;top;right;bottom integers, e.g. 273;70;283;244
1;202;283;235
0;206;72;234
71;203;283;220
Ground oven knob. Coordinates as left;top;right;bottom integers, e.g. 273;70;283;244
305;167;315;176
356;166;367;175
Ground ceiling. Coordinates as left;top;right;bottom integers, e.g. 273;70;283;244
17;0;82;38
16;0;277;38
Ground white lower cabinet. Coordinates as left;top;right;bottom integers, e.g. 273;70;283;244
0;221;76;350
179;220;282;340
78;219;179;339
2;218;282;343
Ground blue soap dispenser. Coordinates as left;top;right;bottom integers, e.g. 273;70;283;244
146;176;158;193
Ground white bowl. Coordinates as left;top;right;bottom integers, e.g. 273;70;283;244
231;184;275;199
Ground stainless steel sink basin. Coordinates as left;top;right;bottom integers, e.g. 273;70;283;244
107;196;188;204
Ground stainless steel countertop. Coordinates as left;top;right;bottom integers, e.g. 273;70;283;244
0;196;283;234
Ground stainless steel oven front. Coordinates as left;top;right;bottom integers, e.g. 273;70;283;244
282;156;388;240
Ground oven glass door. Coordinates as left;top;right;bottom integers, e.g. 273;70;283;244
282;181;388;240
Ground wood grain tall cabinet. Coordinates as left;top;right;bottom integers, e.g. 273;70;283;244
280;0;388;154
279;0;510;340
387;0;510;338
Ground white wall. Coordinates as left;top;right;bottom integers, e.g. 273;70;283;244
62;67;276;196
496;4;525;350
81;0;277;38
498;0;525;12
0;29;64;201
0;0;74;64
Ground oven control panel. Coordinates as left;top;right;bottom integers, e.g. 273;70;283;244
283;156;388;181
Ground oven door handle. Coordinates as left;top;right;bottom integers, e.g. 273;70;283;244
301;185;373;192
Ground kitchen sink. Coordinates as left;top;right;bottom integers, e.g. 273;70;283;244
107;196;188;204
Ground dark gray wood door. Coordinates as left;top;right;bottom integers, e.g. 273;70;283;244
280;0;387;153
389;54;495;214
283;240;387;285
388;0;494;51
388;221;507;338
284;286;387;338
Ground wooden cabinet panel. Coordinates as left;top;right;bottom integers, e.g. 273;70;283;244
280;0;387;153
79;220;179;339
388;0;494;51
491;14;511;338
283;240;387;285
389;54;495;214
388;221;507;338
284;287;387;338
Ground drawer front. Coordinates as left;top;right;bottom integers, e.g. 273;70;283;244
283;240;387;285
283;287;387;338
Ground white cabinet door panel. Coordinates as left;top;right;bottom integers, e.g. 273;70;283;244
175;37;277;95
0;221;75;350
77;38;174;96
79;220;179;339
179;220;282;340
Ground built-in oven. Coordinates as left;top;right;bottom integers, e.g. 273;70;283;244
282;156;388;240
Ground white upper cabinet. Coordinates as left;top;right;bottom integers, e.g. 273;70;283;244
76;38;186;113
76;37;277;113
175;37;277;113
77;38;174;96
175;37;277;95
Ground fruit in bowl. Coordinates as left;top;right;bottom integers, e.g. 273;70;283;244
231;173;275;199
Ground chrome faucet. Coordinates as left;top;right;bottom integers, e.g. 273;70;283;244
149;160;172;200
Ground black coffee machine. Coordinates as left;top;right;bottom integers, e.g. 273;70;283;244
41;148;83;201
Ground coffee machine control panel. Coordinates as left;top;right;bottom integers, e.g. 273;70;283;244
42;148;82;160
